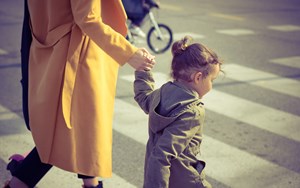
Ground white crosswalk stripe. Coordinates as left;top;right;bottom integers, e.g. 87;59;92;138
0;49;8;56
173;33;205;40
267;25;300;32
205;90;300;142
202;136;300;188
216;29;255;36
270;56;300;69
223;64;300;98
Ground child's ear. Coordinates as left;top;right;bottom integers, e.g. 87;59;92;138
194;72;202;83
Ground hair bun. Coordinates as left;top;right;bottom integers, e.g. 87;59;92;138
171;35;193;56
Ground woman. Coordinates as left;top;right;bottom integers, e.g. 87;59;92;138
4;0;155;187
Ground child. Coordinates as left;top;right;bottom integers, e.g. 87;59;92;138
134;36;223;188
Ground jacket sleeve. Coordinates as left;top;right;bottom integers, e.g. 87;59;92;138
145;110;202;188
70;0;138;65
134;71;157;114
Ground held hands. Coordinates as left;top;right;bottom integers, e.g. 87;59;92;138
127;48;156;71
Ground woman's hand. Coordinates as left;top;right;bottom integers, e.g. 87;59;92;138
127;48;156;71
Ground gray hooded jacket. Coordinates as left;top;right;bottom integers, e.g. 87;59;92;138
134;71;209;188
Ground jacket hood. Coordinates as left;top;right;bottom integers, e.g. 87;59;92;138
149;81;202;133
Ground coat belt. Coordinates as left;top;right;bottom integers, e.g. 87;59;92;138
31;22;82;129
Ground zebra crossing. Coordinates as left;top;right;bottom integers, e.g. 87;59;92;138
1;54;300;187
0;0;300;186
0;5;300;186
0;58;299;187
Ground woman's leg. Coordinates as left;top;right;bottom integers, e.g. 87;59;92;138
8;147;52;188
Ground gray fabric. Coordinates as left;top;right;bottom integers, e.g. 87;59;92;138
134;71;212;188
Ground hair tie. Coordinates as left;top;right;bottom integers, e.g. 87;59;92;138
181;43;188;51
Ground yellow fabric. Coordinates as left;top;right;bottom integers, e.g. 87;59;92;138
27;0;137;177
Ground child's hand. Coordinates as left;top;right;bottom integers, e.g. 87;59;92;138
128;48;156;71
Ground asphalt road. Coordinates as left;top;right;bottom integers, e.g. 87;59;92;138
0;0;300;187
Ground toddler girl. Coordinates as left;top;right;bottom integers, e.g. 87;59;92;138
134;36;223;188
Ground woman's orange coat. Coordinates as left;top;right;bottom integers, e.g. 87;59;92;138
27;0;137;177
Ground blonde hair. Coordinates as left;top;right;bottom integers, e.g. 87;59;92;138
171;36;223;81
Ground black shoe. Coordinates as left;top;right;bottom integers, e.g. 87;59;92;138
83;181;103;188
6;154;25;176
7;159;23;176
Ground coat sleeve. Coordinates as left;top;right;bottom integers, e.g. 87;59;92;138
145;110;202;188
134;70;156;114
70;0;138;65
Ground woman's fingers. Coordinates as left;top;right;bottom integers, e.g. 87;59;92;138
141;48;155;63
127;48;156;71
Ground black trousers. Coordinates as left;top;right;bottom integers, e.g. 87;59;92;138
12;148;94;188
21;0;31;130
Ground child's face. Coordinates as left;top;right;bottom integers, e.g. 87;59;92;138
195;64;220;98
